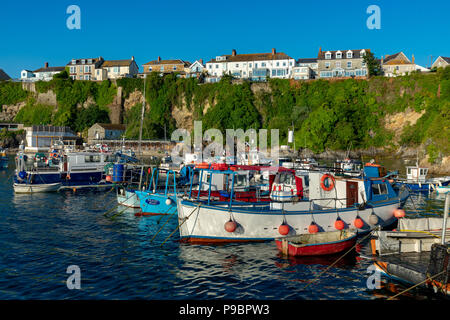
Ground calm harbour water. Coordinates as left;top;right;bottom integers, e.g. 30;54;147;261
0;155;448;300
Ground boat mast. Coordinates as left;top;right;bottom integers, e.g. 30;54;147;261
138;74;146;159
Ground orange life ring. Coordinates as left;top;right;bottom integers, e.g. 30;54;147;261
320;174;335;191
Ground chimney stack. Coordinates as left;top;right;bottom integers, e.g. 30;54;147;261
131;56;135;61
199;59;203;65
412;54;415;64
232;49;237;56
158;56;161;62
45;62;49;68
272;48;276;55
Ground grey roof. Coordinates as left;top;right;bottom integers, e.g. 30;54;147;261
297;58;317;63
0;69;11;80
33;66;66;73
441;57;450;63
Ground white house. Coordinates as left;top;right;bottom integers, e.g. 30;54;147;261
187;60;206;78
431;56;450;69
205;48;295;82
20;70;35;81
33;63;65;81
292;66;312;80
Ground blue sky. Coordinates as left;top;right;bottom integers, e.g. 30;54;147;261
0;0;449;78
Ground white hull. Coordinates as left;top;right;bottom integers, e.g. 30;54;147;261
14;182;61;193
177;197;403;242
436;186;450;194
117;189;140;208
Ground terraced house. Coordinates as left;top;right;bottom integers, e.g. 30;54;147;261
97;57;139;80
317;48;369;79
142;57;191;76
205;48;295;82
67;57;104;81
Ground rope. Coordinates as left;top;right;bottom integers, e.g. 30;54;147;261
150;213;175;243
386;269;448;300
159;204;201;247
303;228;376;290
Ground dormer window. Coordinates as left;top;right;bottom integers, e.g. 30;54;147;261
71;59;76;65
346;51;353;59
325;52;332;60
81;59;86;64
88;59;93;64
336;51;342;59
360;50;366;57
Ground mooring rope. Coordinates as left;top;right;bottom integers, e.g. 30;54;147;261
303;228;377;290
386;269;448;300
159;204;201;247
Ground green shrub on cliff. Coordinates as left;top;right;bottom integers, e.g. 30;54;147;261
0;82;28;106
15;103;54;125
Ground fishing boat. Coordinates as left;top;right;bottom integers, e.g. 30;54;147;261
0;148;8;169
334;158;362;177
275;230;358;256
394;164;450;192
436;185;450;194
134;168;181;216
13;146;115;192
13;182;61;193
176;162;409;243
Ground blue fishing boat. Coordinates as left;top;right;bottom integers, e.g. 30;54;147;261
394;164;450;193
0;148;8;169
13;146;115;193
134;168;180;216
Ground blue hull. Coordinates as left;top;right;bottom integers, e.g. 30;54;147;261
395;180;450;192
135;191;177;215
14;171;104;187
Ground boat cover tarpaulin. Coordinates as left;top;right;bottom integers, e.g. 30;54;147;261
399;218;450;231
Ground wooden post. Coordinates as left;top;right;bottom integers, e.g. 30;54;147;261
281;238;289;256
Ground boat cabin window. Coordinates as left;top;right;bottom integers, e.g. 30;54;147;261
85;155;101;163
407;168;412;175
275;172;294;185
235;174;247;187
372;183;388;195
419;168;427;176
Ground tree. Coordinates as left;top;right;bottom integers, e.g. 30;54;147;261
363;51;382;76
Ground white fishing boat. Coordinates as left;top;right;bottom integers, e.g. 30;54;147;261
436;185;450;194
117;184;141;208
176;163;409;243
13;182;61;193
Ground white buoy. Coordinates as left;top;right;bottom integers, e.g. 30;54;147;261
165;198;172;205
369;213;379;225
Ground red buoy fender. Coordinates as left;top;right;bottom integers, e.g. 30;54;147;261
308;222;319;234
354;217;364;229
320;174;335;191
278;224;290;235
334;219;345;230
225;220;237;233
